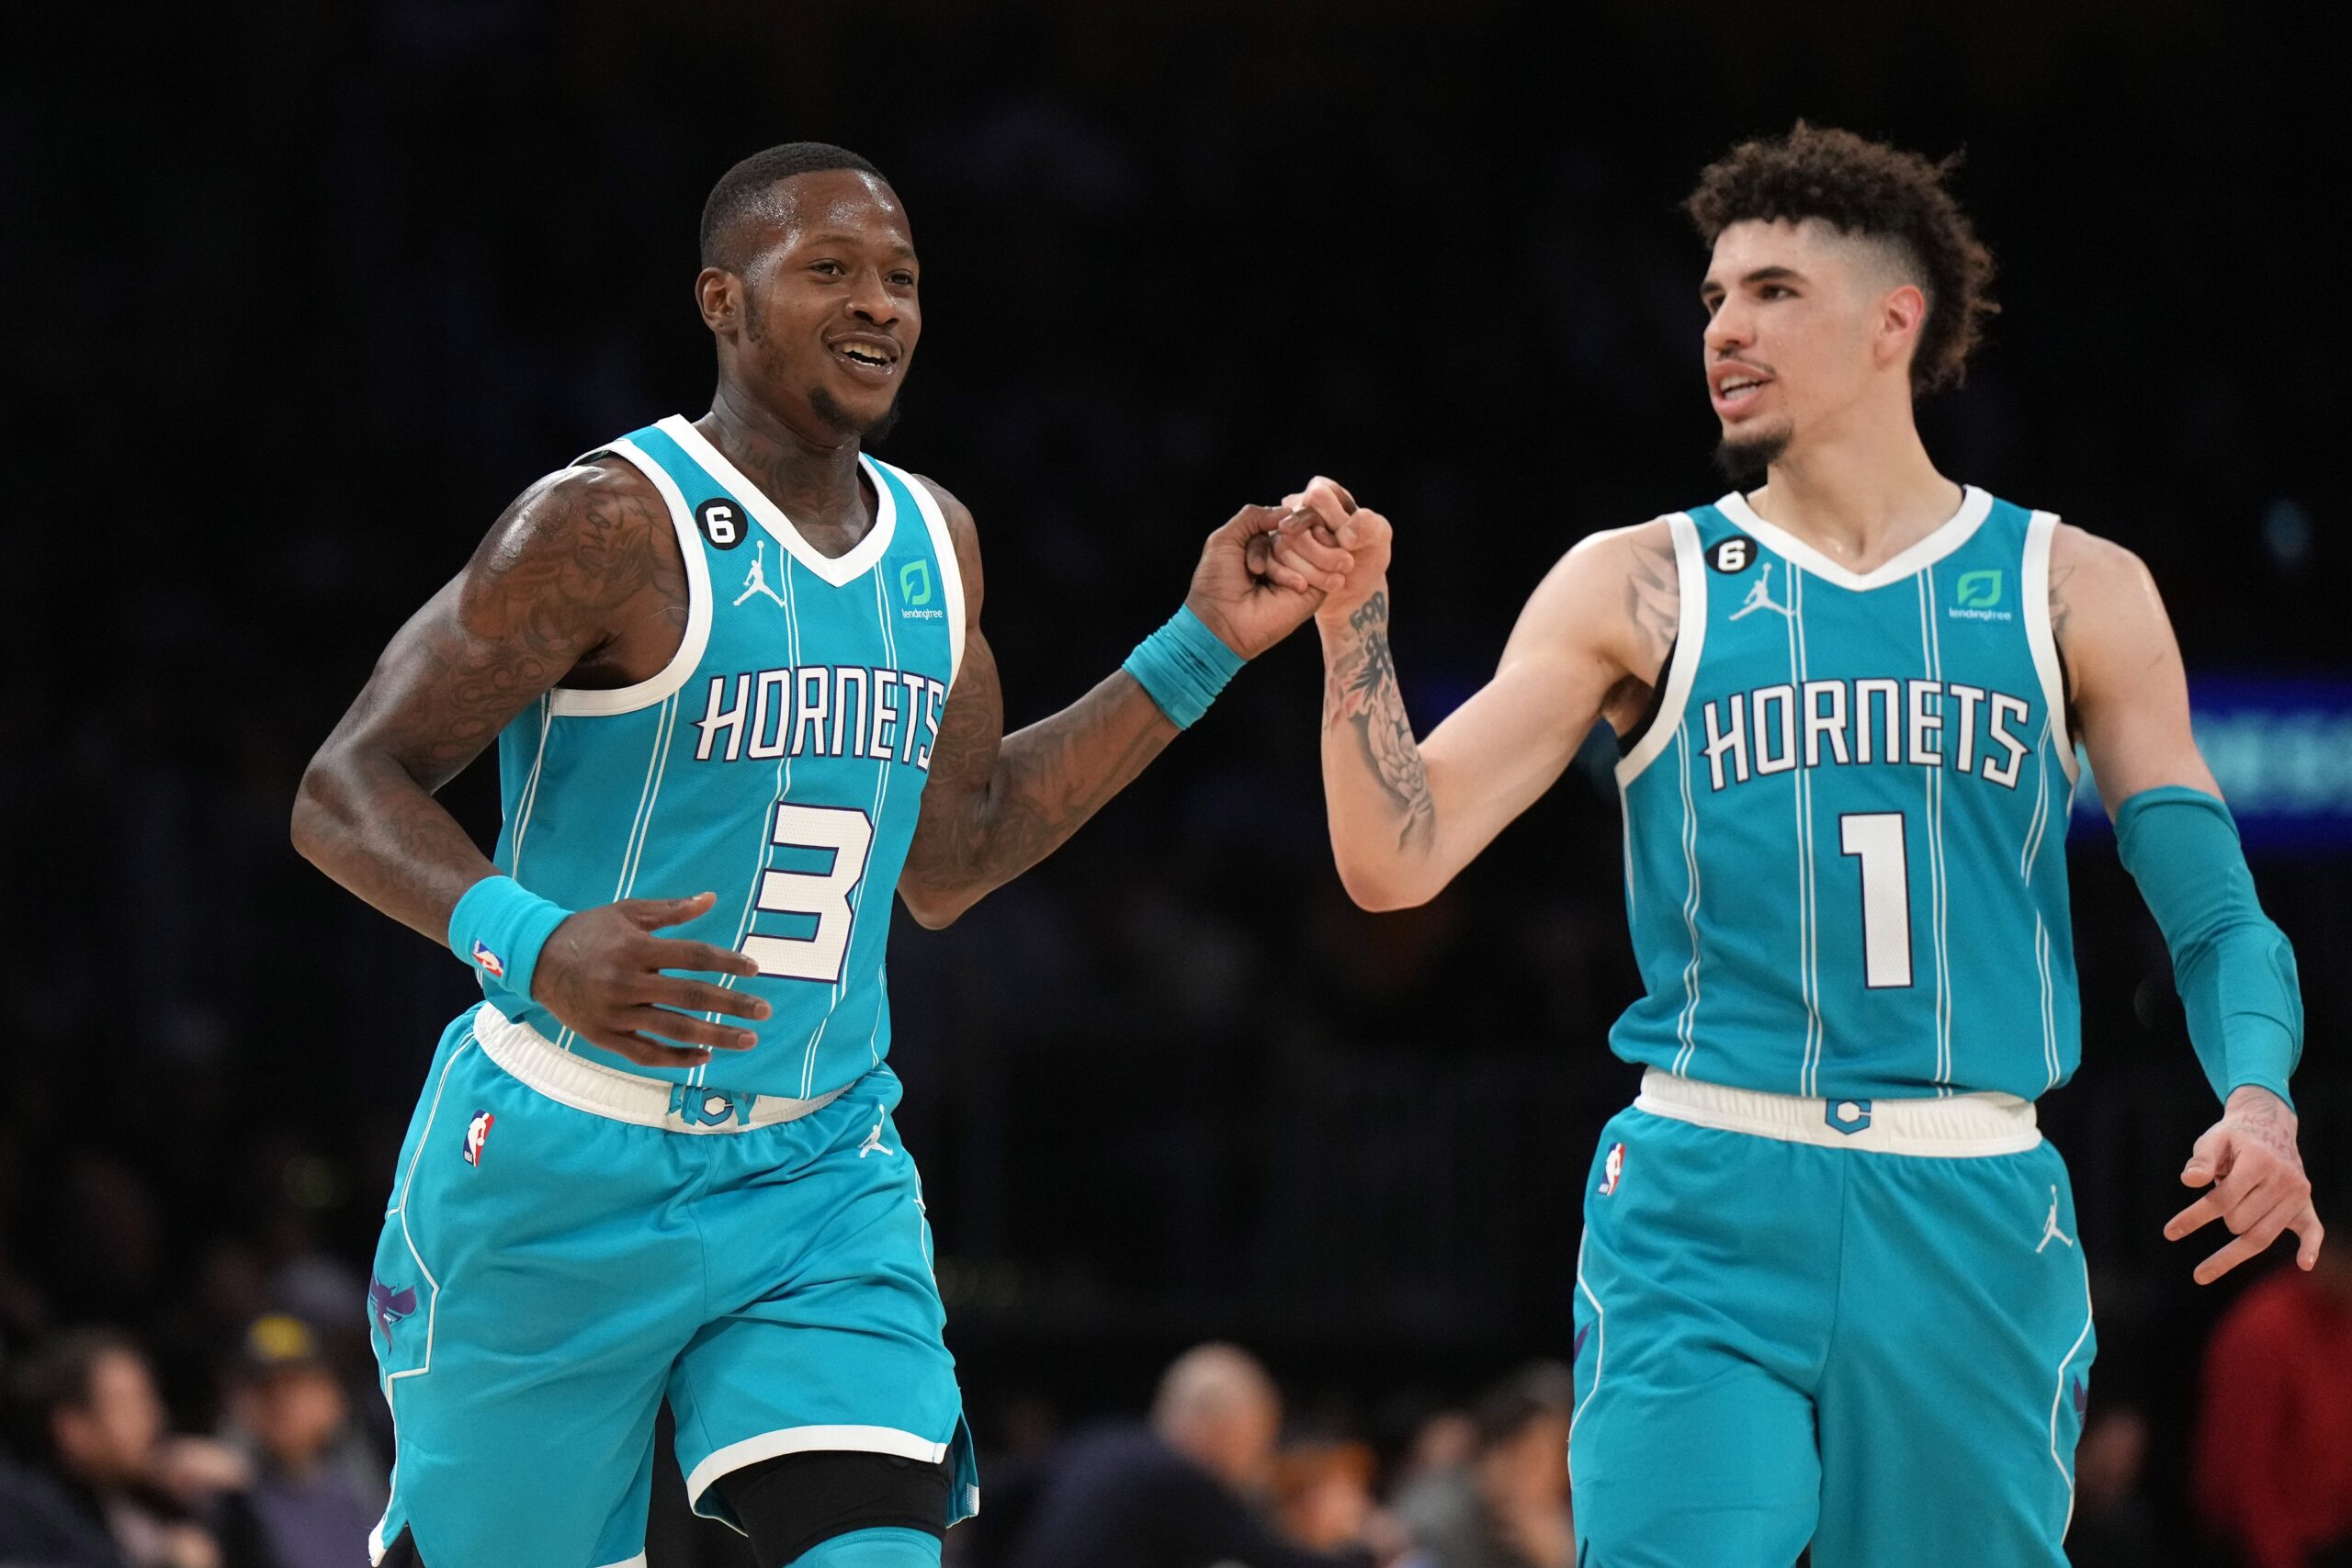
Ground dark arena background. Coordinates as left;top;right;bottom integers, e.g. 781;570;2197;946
5;4;2345;1566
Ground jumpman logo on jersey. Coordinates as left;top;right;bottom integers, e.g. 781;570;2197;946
2036;1185;2075;1253
857;1105;892;1158
734;538;786;608
1728;560;1791;621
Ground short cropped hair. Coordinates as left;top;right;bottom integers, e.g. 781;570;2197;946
1685;122;1997;393
699;141;887;271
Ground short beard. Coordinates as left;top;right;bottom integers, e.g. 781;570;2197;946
808;385;902;446
1713;427;1790;485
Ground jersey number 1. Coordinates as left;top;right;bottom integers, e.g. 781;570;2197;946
743;804;875;983
1838;811;1914;989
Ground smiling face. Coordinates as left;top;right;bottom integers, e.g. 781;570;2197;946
1700;218;1926;479
701;168;920;444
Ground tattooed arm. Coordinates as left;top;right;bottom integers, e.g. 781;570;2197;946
896;480;1324;928
290;460;764;1069
2054;524;2322;1280
1292;479;1679;909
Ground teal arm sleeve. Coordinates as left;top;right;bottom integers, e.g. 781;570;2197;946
2112;785;2302;1107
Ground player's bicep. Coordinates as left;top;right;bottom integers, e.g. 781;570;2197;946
320;470;636;793
1419;536;1642;853
2058;528;2221;813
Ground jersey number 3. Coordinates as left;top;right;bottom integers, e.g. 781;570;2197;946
743;804;875;983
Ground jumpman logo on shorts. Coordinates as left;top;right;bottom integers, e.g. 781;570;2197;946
1728;561;1791;621
734;538;786;608
857;1105;892;1159
2036;1185;2075;1253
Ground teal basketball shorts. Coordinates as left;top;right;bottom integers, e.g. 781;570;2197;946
1569;1071;2096;1568
364;1003;978;1568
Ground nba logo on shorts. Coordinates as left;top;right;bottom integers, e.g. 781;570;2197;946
462;1110;494;1167
1599;1142;1625;1197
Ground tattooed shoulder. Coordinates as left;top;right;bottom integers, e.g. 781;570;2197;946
1621;523;1680;674
453;458;686;694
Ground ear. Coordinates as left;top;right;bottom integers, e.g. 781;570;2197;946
695;266;742;338
1877;282;1928;373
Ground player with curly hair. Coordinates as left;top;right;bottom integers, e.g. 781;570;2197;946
1269;122;2321;1564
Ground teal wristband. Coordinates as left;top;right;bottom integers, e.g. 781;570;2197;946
1123;605;1244;728
447;874;572;1005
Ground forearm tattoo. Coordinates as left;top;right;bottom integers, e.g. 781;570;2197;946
1324;592;1436;852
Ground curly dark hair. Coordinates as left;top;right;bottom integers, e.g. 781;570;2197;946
1685;122;1996;394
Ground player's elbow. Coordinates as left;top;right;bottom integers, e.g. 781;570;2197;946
1335;859;1439;913
899;883;978;931
289;745;358;870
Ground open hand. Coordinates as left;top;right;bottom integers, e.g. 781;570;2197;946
534;891;769;1069
1186;502;1339;660
2165;1085;2324;1283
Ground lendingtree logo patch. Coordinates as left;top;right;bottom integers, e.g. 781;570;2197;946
899;559;933;606
1956;570;2003;608
1948;568;2014;622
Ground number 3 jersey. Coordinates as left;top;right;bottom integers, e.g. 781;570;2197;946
1611;487;2081;1103
477;416;965;1101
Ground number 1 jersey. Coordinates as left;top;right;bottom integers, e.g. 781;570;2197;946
1611;487;2081;1103
478;416;964;1101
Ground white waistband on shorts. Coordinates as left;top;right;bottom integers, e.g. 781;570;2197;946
1634;1068;2041;1157
470;1002;848;1133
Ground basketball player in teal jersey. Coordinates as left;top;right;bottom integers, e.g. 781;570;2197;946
1269;125;2322;1565
291;144;1353;1568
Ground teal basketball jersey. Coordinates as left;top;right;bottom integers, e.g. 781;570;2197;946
479;415;964;1101
1611;488;2080;1102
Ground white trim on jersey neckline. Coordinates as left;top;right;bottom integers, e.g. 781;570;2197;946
658;415;899;589
1714;484;1993;592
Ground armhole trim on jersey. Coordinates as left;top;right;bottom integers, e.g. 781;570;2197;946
888;464;967;688
547;438;714;717
1615;513;1706;786
2020;510;2081;785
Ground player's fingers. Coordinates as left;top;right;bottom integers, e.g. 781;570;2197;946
582;1027;711;1071
2164;1190;2227;1240
1272;540;1348;596
1259;546;1317;593
1279;527;1353;579
1336;507;1393;553
1306;474;1358;513
2216;1169;2291;1235
1295;478;1354;531
645;976;771;1021
617;1006;758;1053
2182;1124;2233;1187
641;936;762;980
2196;1205;2297;1285
619;891;719;931
2293;1207;2326;1269
1216;503;1284;543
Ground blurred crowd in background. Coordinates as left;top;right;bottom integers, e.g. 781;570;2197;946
4;1;2346;1565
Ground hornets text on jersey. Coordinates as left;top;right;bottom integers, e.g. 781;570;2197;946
473;415;965;1101
1611;487;2080;1101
